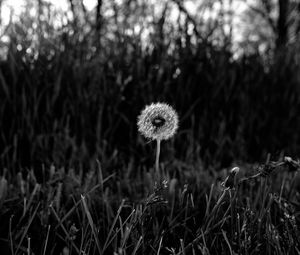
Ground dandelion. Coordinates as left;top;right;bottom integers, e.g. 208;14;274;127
222;167;240;189
137;102;178;175
284;156;300;172
137;103;178;141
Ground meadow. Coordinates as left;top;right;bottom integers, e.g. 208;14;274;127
0;1;300;254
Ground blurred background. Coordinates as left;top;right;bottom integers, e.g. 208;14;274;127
0;0;300;173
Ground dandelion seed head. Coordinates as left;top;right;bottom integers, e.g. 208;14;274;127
137;102;179;141
222;167;240;189
230;167;240;174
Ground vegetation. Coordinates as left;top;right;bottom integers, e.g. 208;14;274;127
0;156;300;254
0;0;300;254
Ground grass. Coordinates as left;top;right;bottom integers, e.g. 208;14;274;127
0;2;300;254
0;156;299;254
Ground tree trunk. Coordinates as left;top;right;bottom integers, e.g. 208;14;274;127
96;0;103;33
37;0;43;47
296;2;300;37
276;0;289;48
0;0;2;26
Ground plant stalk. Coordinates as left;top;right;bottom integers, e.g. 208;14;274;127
155;139;161;177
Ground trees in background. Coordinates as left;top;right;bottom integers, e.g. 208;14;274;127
1;0;299;57
0;0;299;170
243;0;300;51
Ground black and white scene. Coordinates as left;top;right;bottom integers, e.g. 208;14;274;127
0;0;300;254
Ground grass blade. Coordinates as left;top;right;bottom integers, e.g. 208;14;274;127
81;194;102;255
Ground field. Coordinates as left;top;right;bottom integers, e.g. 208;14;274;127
1;1;300;254
1;152;300;254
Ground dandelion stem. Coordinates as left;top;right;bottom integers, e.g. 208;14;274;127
155;139;161;176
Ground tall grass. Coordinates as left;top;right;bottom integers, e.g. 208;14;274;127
0;6;300;171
